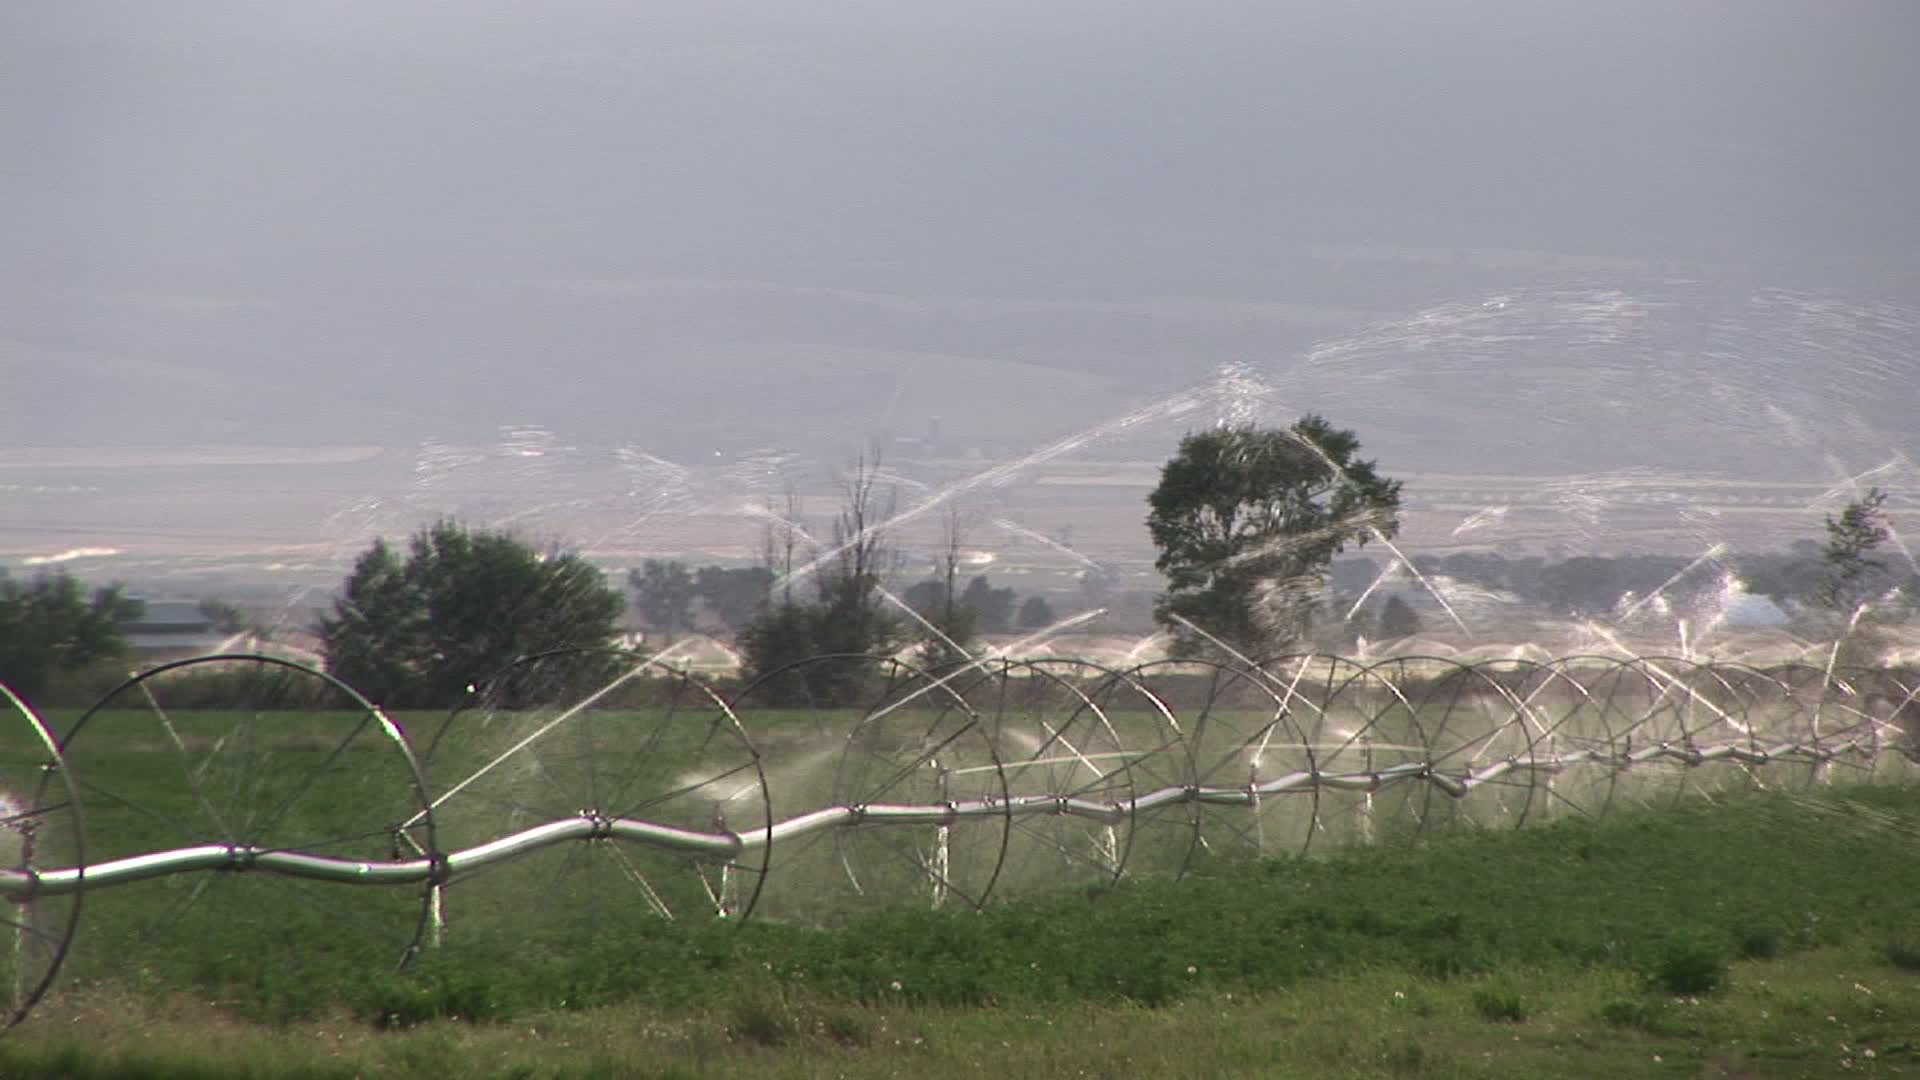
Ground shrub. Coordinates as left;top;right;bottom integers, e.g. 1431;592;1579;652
1599;998;1661;1032
819;1007;872;1048
356;963;507;1028
1882;938;1920;973
1735;923;1783;960
1471;984;1528;1023
1646;938;1728;996
725;984;798;1048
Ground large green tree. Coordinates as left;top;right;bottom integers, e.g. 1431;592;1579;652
319;521;625;708
0;572;143;701
1147;417;1401;657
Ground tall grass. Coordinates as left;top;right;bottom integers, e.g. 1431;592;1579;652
8;783;1920;1077
185;781;1920;1024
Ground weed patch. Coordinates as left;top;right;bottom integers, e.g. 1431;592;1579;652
1470;983;1529;1023
1646;937;1730;996
1596;997;1697;1036
1883;937;1920;973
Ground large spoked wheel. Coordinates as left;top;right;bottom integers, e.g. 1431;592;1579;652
1662;661;1771;801
944;659;1164;900
49;656;434;1011
0;681;82;1031
1800;665;1906;788
1117;657;1315;871
732;655;1008;924
1059;662;1199;881
1512;660;1623;821
1389;659;1544;833
1757;663;1860;791
1836;666;1920;784
1562;656;1693;813
413;648;769;949
1247;654;1386;852
1302;656;1449;845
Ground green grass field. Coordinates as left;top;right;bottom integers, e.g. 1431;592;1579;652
5;653;1918;1075
3;782;1920;1077
8;948;1920;1079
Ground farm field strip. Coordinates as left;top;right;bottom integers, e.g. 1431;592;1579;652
1;650;1916;1033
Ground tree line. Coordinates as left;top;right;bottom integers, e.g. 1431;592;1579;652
0;572;143;701
4;418;1909;710
313;430;1908;705
626;559;1053;643
315;456;1067;707
1332;508;1918;627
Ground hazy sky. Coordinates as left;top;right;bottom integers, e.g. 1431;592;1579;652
10;2;1917;297
3;2;1917;463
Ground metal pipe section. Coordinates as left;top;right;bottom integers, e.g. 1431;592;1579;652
3;730;1893;903
13;845;442;899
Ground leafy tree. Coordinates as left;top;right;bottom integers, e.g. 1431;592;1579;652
628;559;695;642
1146;417;1401;657
318;521;625;708
1376;595;1420;640
1435;551;1521;597
736;601;823;704
1017;594;1055;630
691;565;774;632
1536;557;1630;617
902;579;943;615
1737;550;1826;611
1819;487;1895;615
197;597;249;635
1806;488;1915;664
1500;555;1549;607
905;582;978;668
0;572;143;701
960;576;1017;635
903;574;1016;638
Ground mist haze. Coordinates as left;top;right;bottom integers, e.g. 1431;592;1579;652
4;1;1917;569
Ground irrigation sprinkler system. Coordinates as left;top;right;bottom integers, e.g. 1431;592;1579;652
0;648;1914;1029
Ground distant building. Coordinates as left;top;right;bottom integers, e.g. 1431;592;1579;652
120;599;233;661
